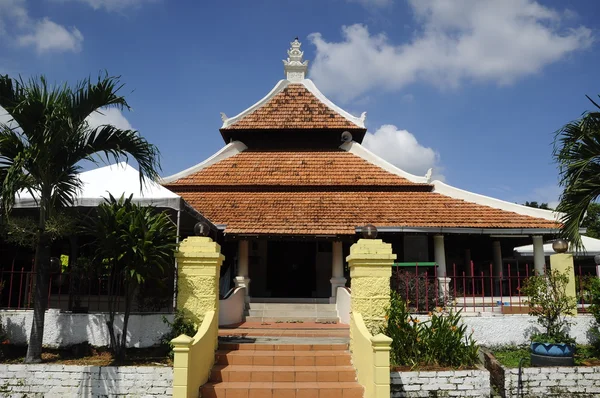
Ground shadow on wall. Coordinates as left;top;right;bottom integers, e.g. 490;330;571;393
4;316;28;344
0;310;173;347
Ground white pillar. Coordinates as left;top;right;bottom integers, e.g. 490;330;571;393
434;235;450;297
234;240;251;297
330;241;346;302
492;240;503;295
532;235;545;275
433;235;447;277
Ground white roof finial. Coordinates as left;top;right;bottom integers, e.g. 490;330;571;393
283;37;308;83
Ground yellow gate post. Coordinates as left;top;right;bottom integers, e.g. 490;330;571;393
346;234;396;398
172;236;224;398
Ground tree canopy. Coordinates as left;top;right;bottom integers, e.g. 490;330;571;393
554;94;600;250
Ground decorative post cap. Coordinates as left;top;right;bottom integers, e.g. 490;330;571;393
171;334;194;348
283;37;308;82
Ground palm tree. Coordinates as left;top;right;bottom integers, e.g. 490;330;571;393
554;95;600;251
0;73;161;363
87;194;177;361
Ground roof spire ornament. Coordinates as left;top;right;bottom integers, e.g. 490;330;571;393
283;37;308;82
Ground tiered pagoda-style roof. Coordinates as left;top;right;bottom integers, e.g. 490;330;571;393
164;39;560;237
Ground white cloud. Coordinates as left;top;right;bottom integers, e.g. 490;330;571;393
0;0;84;54
347;0;393;8
309;0;593;101
17;18;83;53
86;108;133;131
56;0;156;12
362;124;443;179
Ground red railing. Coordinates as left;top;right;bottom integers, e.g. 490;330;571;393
0;266;174;313
391;262;596;314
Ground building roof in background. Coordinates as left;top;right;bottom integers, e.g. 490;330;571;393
514;235;600;257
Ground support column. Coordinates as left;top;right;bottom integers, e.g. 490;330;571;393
234;240;251;298
492;240;503;295
347;238;396;333
465;249;472;276
330;241;346;302
532;235;545;275
434;235;450;297
175;236;225;327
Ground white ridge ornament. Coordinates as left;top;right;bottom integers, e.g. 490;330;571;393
283;37;308;82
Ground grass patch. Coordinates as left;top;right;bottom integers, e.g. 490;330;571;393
492;345;600;368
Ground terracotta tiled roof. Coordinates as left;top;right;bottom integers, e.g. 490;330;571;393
166;150;427;187
221;84;363;130
175;191;559;235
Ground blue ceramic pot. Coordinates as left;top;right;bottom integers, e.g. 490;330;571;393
530;342;575;357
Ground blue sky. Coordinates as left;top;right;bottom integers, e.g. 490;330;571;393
0;0;598;207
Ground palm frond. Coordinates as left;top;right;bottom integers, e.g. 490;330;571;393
78;124;161;185
554;98;600;252
70;72;130;126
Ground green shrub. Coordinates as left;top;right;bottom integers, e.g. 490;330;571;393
383;292;479;369
582;276;600;352
161;311;197;359
521;268;577;344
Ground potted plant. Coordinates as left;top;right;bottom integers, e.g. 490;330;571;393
521;268;578;366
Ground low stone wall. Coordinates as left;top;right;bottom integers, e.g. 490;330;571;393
483;349;600;397
390;368;491;397
503;366;600;397
0;364;172;397
0;310;173;348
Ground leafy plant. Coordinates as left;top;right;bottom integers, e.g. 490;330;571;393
582;276;600;352
86;194;177;361
521;268;577;344
161;311;197;359
0;73;161;363
382;292;479;369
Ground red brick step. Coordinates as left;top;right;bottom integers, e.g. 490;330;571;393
200;340;363;398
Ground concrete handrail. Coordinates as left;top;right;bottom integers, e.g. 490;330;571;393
219;287;246;326
351;312;392;398
336;286;351;325
171;310;219;398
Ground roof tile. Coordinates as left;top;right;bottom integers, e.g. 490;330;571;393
175;190;559;235
222;84;362;130
167;150;426;187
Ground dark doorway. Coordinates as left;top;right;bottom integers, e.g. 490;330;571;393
267;241;316;297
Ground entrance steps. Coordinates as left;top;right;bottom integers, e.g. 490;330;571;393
244;302;339;324
201;334;362;398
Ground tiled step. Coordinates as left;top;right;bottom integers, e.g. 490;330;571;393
247;310;339;318
210;365;357;382
201;339;362;398
219;343;348;351
201;381;363;398
244;316;339;323
215;350;352;366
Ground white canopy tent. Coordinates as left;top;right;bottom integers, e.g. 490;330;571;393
13;162;181;210
10;162;213;310
514;236;600;257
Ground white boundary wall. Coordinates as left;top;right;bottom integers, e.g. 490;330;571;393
414;314;595;346
1;310;173;348
0;364;172;397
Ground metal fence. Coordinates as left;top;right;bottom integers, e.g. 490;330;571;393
391;262;596;314
0;264;174;313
